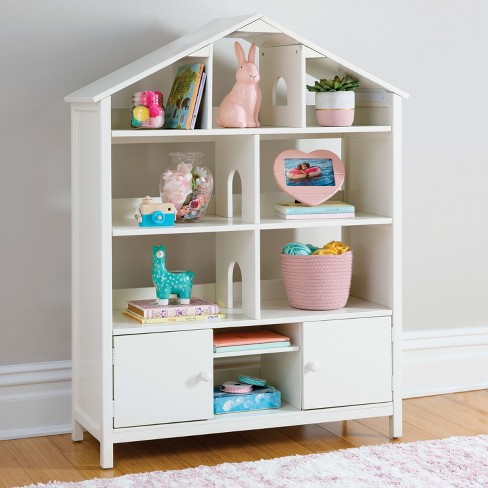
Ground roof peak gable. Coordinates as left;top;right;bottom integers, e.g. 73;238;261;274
65;13;407;103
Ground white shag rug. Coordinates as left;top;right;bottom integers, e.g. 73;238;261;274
18;434;488;488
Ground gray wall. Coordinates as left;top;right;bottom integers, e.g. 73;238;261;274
1;0;487;366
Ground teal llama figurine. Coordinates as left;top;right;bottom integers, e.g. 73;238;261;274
152;245;194;305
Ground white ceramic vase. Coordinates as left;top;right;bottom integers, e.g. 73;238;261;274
315;91;355;127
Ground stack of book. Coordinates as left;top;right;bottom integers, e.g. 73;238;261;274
123;297;224;324
213;330;291;353
164;62;207;130
274;200;355;220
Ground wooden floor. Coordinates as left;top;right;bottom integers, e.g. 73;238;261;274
1;390;488;487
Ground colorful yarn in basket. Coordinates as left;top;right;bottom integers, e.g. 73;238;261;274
281;242;312;255
281;240;353;311
313;241;350;255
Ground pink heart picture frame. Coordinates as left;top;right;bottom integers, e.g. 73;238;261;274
273;149;345;206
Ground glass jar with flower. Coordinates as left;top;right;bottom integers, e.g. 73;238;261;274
159;152;213;223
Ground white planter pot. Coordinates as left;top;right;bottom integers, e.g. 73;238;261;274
315;91;355;127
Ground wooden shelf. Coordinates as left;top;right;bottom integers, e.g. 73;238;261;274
112;401;395;443
112;215;255;236
111;125;392;144
112;212;391;236
112;296;392;335
259;212;392;229
213;344;300;359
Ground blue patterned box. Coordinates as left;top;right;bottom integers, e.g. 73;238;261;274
213;386;281;414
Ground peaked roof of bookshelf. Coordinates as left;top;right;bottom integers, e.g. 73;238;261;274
65;13;408;103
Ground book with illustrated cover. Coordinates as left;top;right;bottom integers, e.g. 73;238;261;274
164;63;205;129
127;297;219;319
274;200;355;215
123;309;225;324
275;212;355;220
190;72;206;129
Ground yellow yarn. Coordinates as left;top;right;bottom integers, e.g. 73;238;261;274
312;241;350;256
313;248;337;255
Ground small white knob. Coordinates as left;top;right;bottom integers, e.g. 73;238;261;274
200;371;212;382
308;361;320;372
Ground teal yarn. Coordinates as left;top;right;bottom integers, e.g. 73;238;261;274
281;242;312;255
306;243;319;253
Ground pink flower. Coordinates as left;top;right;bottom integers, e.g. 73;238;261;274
138;92;149;105
161;163;193;208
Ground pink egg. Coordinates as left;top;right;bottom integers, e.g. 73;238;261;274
139;92;149;105
145;91;156;105
148;103;162;117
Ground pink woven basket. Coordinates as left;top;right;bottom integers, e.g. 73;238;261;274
281;251;353;311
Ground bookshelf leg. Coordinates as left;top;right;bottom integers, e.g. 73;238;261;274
72;419;84;442
389;413;402;438
100;440;114;469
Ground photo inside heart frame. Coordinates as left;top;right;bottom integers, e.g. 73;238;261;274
273;149;345;206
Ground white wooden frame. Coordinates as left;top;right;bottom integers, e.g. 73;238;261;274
67;14;407;468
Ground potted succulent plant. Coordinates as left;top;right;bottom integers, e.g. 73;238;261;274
306;75;359;127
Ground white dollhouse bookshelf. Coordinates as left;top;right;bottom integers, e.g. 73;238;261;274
65;13;408;468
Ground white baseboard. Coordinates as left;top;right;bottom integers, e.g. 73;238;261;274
402;326;488;398
1;329;488;439
0;361;72;440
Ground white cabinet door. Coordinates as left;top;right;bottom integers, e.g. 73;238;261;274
302;317;392;410
113;329;213;428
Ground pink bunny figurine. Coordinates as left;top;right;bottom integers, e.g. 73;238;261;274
216;42;261;128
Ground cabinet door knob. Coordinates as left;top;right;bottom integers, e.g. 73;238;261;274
199;371;212;382
308;361;320;372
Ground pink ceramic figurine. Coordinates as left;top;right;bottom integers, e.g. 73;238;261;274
216;42;261;128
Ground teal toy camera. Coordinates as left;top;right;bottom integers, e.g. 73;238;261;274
135;196;176;227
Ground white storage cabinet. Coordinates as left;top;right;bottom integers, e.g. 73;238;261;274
66;14;407;468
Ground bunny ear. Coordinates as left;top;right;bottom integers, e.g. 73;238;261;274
248;43;256;63
234;41;246;65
